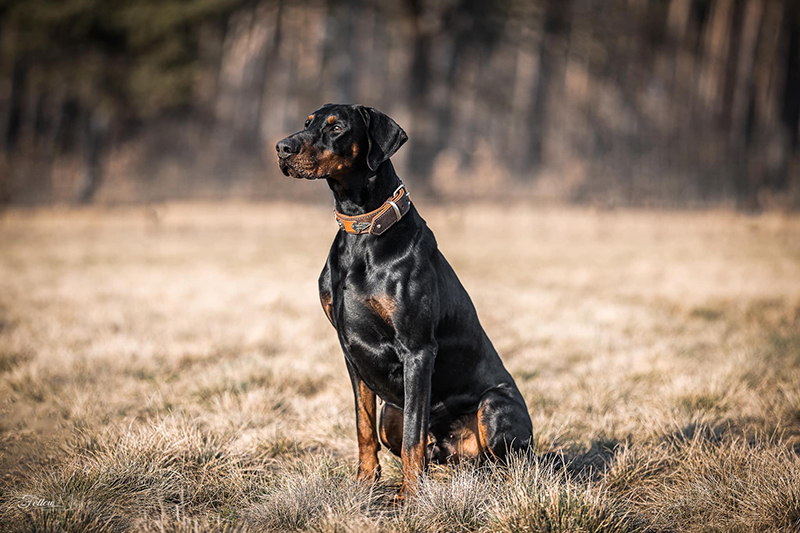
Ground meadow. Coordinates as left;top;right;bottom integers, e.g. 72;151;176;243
1;202;799;532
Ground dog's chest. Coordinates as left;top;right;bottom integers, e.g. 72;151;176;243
336;286;397;349
331;254;398;336
332;277;405;404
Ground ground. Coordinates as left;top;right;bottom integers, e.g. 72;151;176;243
1;202;799;532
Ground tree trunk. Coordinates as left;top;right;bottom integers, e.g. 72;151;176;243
326;0;358;103
404;0;434;187
781;2;800;151
4;58;25;154
235;1;281;152
524;0;572;175
729;0;763;146
215;1;281;155
76;109;109;204
509;33;537;175
667;0;691;44
737;0;791;209
699;0;734;120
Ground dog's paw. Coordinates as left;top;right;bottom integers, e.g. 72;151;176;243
392;490;406;504
396;479;420;503
356;462;381;483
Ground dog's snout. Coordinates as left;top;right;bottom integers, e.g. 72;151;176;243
276;137;300;159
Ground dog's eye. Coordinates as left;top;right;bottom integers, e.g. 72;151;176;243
332;125;342;132
304;120;311;128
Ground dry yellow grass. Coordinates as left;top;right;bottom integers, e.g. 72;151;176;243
1;202;799;532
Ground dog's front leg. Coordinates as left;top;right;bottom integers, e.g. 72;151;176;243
399;347;435;498
345;359;381;483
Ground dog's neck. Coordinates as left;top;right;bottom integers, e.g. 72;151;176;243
326;161;401;216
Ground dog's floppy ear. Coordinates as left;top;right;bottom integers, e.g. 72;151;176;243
355;106;408;171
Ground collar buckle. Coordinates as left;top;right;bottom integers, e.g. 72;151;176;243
351;221;372;234
334;181;410;236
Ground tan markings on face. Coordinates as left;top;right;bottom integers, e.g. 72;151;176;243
313;149;353;178
366;296;396;326
308;114;314;122
288;145;354;179
327;115;337;124
352;143;359;157
320;291;334;327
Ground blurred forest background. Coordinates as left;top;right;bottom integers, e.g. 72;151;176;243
1;0;799;209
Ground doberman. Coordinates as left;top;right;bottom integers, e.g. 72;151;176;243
276;104;533;497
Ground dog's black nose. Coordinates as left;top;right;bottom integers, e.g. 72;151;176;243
276;137;300;159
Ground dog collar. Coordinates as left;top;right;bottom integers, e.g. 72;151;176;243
334;183;411;235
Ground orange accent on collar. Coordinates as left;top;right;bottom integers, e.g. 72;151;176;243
334;184;411;235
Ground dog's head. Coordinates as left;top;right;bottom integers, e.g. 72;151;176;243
276;104;407;180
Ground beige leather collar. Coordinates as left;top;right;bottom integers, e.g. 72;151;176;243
334;183;411;235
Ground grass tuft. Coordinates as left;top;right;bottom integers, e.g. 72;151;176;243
246;456;382;531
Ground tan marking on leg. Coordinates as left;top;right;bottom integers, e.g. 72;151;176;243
327;115;337;124
477;404;499;460
444;414;483;461
355;380;381;483
366;295;396;326
320;292;334;326
400;439;426;497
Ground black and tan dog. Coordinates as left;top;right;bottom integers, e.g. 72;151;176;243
276;104;532;496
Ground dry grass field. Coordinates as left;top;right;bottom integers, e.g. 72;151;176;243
1;202;800;532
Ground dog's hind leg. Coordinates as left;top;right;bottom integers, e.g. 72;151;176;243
378;403;404;457
476;384;533;462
